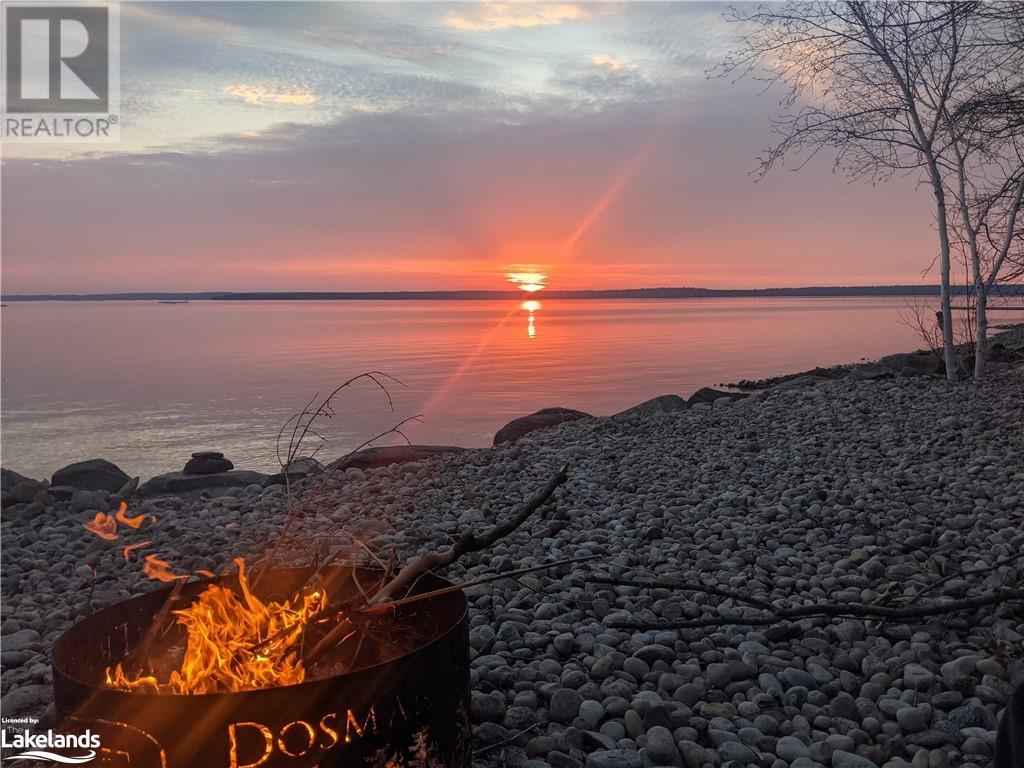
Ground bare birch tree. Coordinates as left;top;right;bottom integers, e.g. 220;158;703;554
940;3;1024;377
719;2;1024;381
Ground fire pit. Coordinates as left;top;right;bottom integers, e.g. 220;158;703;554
52;565;469;768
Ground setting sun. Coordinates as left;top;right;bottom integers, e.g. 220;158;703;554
505;270;548;292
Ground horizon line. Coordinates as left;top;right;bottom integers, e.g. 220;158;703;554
4;283;1024;302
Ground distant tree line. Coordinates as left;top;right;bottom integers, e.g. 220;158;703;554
4;285;1024;302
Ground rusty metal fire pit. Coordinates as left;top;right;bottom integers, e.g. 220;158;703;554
52;565;469;768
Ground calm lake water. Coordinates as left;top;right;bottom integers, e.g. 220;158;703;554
1;297;1004;480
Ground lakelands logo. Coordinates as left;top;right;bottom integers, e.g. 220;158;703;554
1;725;99;764
1;2;120;141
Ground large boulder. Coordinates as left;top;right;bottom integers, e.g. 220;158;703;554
334;445;467;471
0;469;46;507
1;468;34;491
183;451;234;475
613;394;688;419
137;470;270;497
687;387;747;406
878;350;943;377
51;459;130;492
493;408;592;445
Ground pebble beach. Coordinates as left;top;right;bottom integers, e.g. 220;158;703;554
2;337;1023;768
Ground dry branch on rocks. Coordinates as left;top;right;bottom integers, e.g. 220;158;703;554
303;463;571;666
592;574;1024;631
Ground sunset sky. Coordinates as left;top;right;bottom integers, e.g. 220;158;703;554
2;2;938;294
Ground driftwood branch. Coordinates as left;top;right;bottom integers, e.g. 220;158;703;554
369;463;569;605
603;587;1024;630
302;464;570;666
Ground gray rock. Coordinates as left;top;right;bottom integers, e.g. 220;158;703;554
578;700;603;729
183;453;234;475
644;725;677;763
1;468;34;491
779;667;818;689
776;735;811;761
832;751;879;768
526;736;556;757
678;741;708;768
834;620;866;643
878;351;942;377
707;660;755;688
8;479;46;504
505;705;538;731
550;688;583;724
846;363;893;381
137;470;271;496
1;684;50;714
613;395;688;418
582;731;617;751
903;664;935;690
51;458;130;492
70;489;109;513
336;444;466;470
720;741;757;763
553;632;575;657
3;629;41;652
896;705;930;732
633;645;675;665
471;690;506;723
687;387;746;406
494;408;592;445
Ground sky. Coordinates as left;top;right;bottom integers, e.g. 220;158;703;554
1;1;940;294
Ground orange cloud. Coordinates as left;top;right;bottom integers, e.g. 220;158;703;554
224;84;317;107
445;3;595;31
591;54;630;71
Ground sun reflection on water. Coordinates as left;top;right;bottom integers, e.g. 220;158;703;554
521;300;540;339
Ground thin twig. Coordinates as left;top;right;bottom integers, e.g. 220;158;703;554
606;588;1024;630
587;574;776;611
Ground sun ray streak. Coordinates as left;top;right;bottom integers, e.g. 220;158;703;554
560;140;658;256
421;305;518;415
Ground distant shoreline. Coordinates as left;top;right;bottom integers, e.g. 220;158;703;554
4;284;1024;302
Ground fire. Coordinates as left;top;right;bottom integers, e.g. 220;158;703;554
115;502;152;528
84;512;119;541
142;554;188;582
83;502;154;542
122;540;153;561
107;558;328;694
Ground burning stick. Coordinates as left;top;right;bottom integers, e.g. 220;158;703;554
302;464;570;666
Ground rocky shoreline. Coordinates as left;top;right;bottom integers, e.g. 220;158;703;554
1;331;1023;768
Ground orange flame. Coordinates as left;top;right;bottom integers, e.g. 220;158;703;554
107;558;328;694
142;554;188;582
115;501;152;529
83;512;119;541
122;540;153;562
